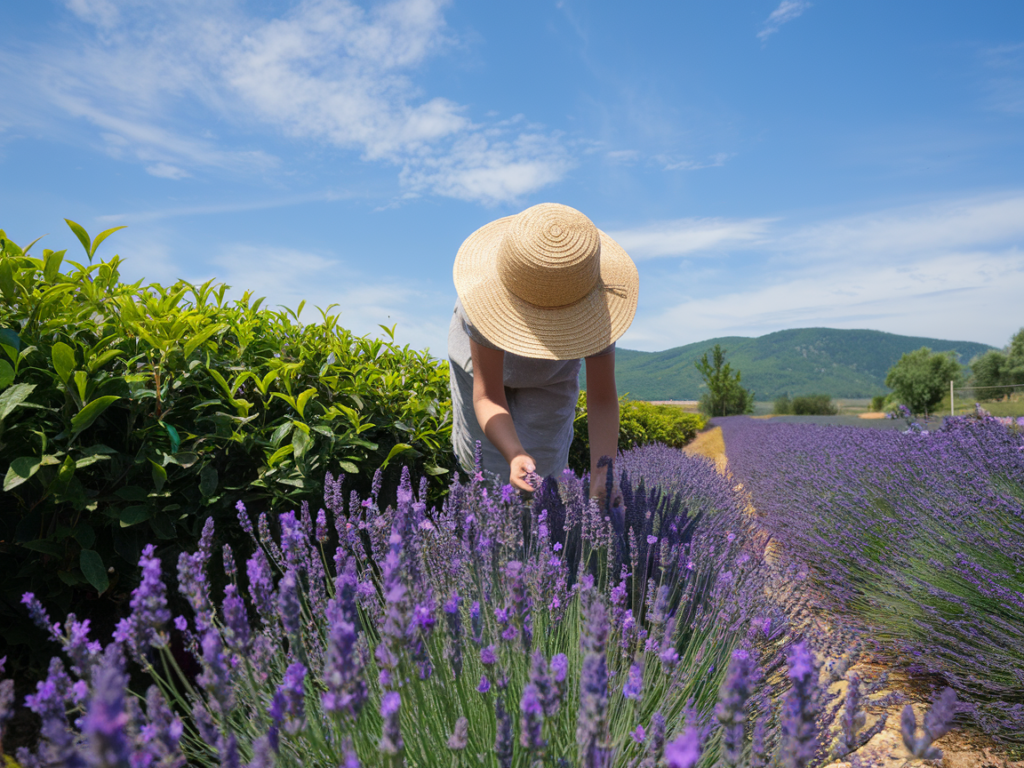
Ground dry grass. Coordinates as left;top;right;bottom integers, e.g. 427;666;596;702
682;426;728;474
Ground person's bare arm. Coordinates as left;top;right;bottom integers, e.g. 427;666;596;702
585;349;623;506
470;338;536;491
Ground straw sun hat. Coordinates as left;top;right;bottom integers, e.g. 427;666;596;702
453;203;639;360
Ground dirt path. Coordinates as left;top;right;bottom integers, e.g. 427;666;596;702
683;425;1022;768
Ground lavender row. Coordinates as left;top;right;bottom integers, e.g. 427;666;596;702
720;412;1024;752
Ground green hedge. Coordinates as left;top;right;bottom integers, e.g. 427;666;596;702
568;392;708;473
0;223;454;674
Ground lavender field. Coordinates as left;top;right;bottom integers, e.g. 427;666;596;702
2;422;1010;766
721;411;1024;755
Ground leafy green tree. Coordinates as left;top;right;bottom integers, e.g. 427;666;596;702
884;347;963;416
695;344;754;417
970;349;1009;389
773;394;792;415
790;394;838;415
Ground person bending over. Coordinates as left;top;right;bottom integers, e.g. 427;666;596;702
447;202;639;507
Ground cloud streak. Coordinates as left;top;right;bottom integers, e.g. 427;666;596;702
2;0;570;204
757;1;811;42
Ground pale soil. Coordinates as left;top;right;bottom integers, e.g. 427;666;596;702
859;412;888;419
688;426;1023;768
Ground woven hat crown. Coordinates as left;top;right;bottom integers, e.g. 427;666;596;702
496;203;601;308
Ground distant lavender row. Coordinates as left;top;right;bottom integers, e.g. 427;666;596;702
7;449;814;767
720;413;1024;752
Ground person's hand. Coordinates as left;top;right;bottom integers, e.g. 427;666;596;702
510;454;538;492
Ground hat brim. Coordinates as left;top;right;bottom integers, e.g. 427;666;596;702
453;215;639;360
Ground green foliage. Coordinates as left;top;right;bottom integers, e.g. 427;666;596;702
884;346;963;416
606;328;994;400
969;327;1024;390
773;394;791;415
870;394;886;412
0;223;454;675
568;392;707;473
790;394;838;416
695;344;754;417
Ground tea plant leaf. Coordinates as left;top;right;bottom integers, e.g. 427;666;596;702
64;219;92;259
79;549;109;594
150;460;167;492
423;463;450;476
295;388;318;419
183;323;227;359
380;442;413;469
160;421;181;453
0;360;13;388
337;460;358;473
0;259;16;300
0;328;20;352
90;226;126;259
70;396;120;435
43;249;65;282
199;465;218;497
292;426;312;460
270;421;293;447
74;370;89;402
268;444;294;467
4;456;41;491
87;349;123;373
21;540;63;556
22;235;46;256
119;505;152;526
52;342;76;383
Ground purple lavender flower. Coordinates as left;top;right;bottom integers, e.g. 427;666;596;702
176;551;211;632
246;549;276;624
715;648;752;767
218;734;240;768
82;650;133;768
222;543;237;579
270;663;307;735
477;676;491;694
197;630;234;717
630;725;646;743
221;584;251;654
902;687;957;760
21;593;53;634
322;605;366;719
341;738;361;768
236;501;254;538
664;726;702;768
316;508;328;543
248;735;274;768
550;653;568;683
480;645;497;666
622;663;643;701
780;642;820;768
519;683;546;751
445;592;464;678
447;717;469;750
577;595;609;768
113;544;171;661
138;685;185;768
378;691;403;755
278;570;302;639
494;696;513;768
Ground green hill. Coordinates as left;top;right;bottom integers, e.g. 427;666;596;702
599;328;995;400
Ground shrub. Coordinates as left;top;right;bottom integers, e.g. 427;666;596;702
568;393;708;474
789;395;838;416
773;395;792;415
721;415;1024;753
0;224;454;680
11;459;813;767
869;395;886;412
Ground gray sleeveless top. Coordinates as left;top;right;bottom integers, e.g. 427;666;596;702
447;298;612;481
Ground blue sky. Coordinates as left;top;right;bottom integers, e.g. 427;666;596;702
1;0;1022;356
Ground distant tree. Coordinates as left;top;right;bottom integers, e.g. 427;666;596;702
969;326;1024;392
870;395;886;412
773;394;792;415
695;344;754;417
790;394;838;415
884;347;963;416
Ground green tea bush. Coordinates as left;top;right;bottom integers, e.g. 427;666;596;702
0;223;454;676
568;392;707;473
790;394;839;415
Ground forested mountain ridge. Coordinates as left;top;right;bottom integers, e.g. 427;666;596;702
604;328;995;400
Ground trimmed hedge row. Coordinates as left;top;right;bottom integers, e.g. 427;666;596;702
0;224;454;675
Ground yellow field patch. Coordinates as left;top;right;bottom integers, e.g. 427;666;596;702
683;426;728;474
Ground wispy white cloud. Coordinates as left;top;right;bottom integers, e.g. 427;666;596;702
980;42;1024;114
664;152;734;171
608;217;774;260
618;193;1024;350
3;0;569;204
96;192;350;225
757;1;811;42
